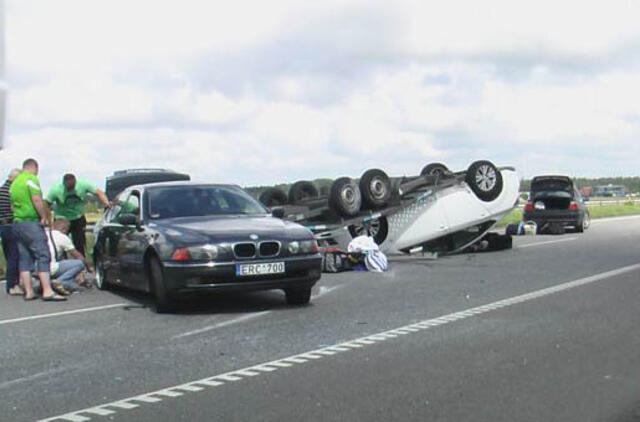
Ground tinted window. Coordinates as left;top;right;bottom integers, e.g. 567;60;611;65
147;186;268;219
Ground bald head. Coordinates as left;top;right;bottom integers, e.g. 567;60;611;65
22;158;39;175
7;168;20;182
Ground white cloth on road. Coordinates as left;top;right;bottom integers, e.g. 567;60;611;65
347;235;388;272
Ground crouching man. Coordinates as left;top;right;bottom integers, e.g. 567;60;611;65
46;219;93;292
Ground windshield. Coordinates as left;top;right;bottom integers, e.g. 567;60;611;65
147;185;268;219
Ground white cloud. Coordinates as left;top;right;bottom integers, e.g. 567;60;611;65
2;0;640;189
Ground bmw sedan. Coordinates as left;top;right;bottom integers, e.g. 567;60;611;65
93;182;322;312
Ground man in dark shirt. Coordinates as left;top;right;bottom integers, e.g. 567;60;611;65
1;168;22;295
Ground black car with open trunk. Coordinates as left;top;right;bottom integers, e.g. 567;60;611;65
523;175;590;233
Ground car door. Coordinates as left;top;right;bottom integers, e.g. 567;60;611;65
95;192;125;284
115;190;149;289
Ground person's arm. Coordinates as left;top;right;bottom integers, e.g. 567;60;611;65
31;195;50;226
94;188;112;209
69;249;93;272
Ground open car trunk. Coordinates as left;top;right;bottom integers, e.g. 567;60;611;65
533;191;573;210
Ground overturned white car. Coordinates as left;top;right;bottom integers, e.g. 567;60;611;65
259;161;519;255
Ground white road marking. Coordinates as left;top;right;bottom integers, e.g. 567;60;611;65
517;237;577;249
38;262;640;422
0;304;128;326
172;284;344;340
172;311;271;339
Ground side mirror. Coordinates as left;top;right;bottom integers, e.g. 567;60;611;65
271;208;285;219
117;213;138;226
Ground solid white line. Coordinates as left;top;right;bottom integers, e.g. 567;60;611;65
518;237;577;249
0;303;127;326
39;262;640;422
172;311;271;339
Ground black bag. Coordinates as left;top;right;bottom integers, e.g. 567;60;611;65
321;249;353;273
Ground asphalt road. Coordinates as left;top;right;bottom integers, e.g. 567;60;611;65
1;216;639;422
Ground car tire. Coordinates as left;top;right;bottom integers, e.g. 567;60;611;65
259;188;289;208
288;181;319;205
94;255;109;291
284;287;312;306
420;163;449;178
149;257;175;313
348;216;389;245
360;169;391;209
465;160;503;202
576;212;590;233
329;177;362;217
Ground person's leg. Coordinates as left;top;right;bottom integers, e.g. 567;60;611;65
14;223;36;298
69;216;87;256
19;222;58;299
55;259;85;290
1;225;21;293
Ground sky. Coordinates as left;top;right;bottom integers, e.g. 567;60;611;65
1;0;640;191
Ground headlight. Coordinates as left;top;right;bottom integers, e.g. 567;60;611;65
534;201;545;210
300;240;318;254
288;240;318;255
184;244;219;260
288;241;300;254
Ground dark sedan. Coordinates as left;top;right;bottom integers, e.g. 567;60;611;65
93;182;322;312
523;175;590;233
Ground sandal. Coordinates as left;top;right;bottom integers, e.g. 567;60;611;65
8;286;25;296
24;293;38;301
51;281;71;296
42;293;67;302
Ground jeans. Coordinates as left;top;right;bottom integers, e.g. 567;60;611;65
13;221;51;273
0;224;19;292
54;259;85;291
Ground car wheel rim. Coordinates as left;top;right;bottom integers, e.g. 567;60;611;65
354;219;381;238
475;165;497;192
369;178;387;200
341;185;358;206
95;262;104;288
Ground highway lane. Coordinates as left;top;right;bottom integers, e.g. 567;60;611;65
0;216;638;421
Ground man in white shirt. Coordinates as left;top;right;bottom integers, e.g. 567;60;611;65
46;219;92;291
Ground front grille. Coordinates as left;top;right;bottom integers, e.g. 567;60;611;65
234;243;256;258
259;241;280;257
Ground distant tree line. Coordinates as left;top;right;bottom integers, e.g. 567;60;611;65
519;177;640;193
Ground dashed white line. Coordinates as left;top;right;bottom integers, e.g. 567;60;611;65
0;304;128;326
517;237;577;249
38;262;640;422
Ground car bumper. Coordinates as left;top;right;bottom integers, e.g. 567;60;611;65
523;210;582;226
161;254;322;293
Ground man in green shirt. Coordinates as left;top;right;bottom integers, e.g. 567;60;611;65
10;158;66;301
46;173;111;255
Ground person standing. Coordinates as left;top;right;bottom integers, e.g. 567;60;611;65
45;173;111;256
10;158;66;301
0;168;21;295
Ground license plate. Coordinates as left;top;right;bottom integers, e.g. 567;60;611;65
236;262;285;276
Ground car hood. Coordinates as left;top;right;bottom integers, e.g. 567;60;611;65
151;215;312;244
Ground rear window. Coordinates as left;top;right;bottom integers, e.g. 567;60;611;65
531;179;573;193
